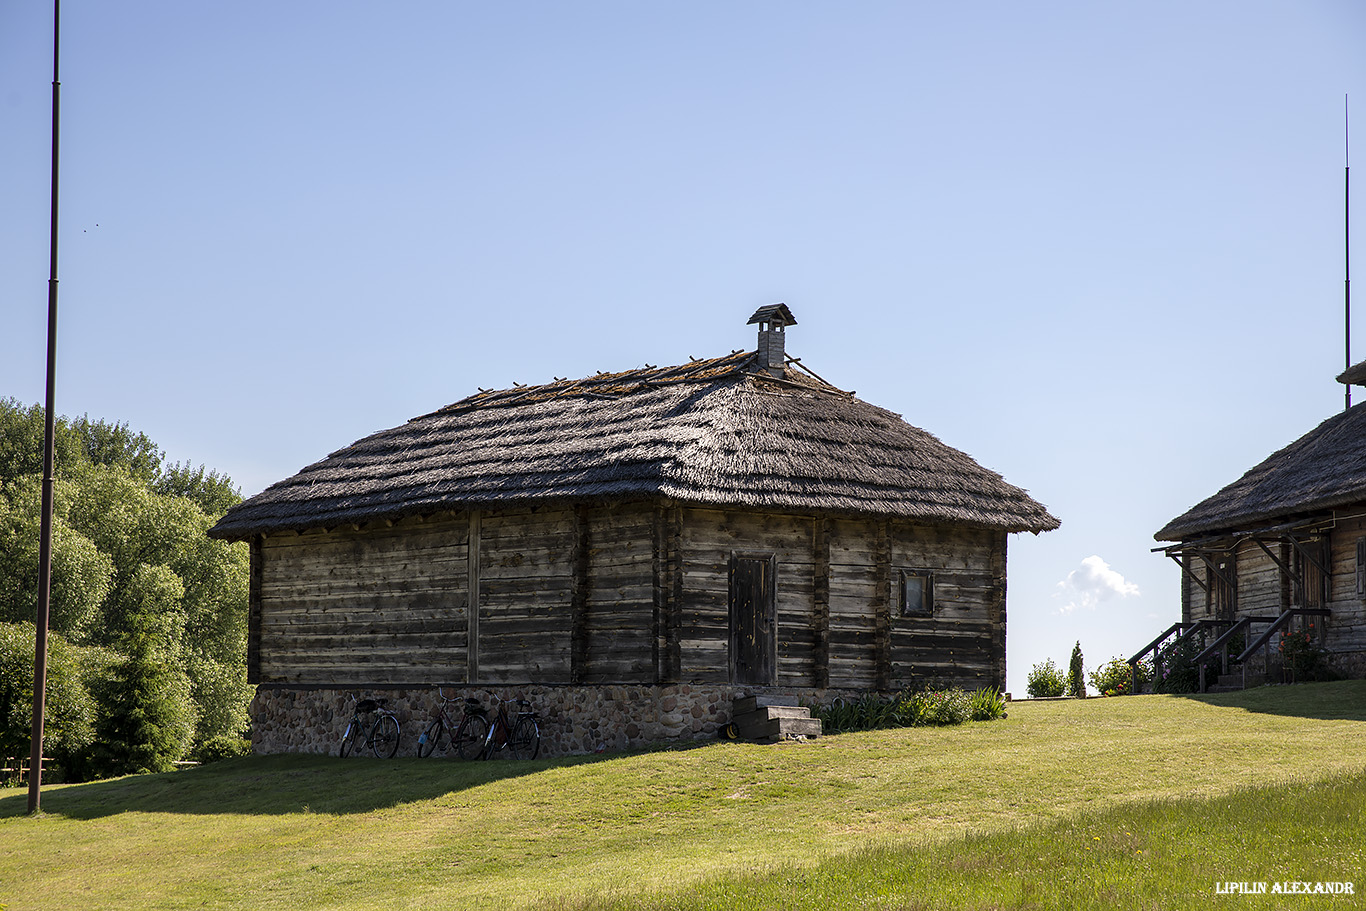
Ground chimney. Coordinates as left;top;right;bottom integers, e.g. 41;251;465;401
747;304;797;378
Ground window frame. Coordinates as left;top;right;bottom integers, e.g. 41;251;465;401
897;568;935;618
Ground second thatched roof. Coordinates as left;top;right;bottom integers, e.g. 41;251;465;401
210;350;1059;541
1156;401;1366;541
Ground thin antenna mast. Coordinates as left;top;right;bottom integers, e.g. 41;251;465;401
1347;94;1353;412
29;0;60;815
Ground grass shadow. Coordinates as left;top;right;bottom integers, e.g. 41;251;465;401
0;750;622;820
1174;678;1366;721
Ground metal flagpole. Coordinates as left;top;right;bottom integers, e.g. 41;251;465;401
29;0;61;816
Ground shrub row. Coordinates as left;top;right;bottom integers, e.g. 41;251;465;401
808;686;1006;734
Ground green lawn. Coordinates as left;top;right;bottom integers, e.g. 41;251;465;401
3;682;1366;910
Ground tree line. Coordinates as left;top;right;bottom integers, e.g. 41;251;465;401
0;398;250;778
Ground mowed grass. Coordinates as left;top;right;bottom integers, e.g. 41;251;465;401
2;682;1365;910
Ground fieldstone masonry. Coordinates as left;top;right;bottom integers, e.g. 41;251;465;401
252;684;809;757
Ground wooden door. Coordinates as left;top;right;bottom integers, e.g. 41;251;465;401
729;554;776;686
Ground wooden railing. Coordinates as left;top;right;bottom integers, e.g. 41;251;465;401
1128;622;1186;694
1194;616;1278;692
1;756;51;785
1128;619;1238;694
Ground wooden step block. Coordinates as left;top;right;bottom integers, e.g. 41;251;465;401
735;705;811;721
763;717;824;740
732;694;801;715
735;711;822;740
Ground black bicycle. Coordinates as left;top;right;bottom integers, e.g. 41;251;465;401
339;695;402;758
481;698;540;760
417;689;488;760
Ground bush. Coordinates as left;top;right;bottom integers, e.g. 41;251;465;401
1088;657;1145;697
968;687;1007;721
1278;627;1338;682
1026;659;1067;698
1154;637;1201;693
1067;642;1085;697
192;734;251;764
899;689;971;726
809;693;903;734
809;686;1002;733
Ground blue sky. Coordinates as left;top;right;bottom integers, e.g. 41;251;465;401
2;1;1364;695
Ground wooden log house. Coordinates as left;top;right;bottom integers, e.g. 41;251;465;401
210;306;1059;751
1151;361;1366;684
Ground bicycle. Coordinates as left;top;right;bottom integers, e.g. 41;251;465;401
338;695;402;758
417;689;489;760
481;697;540;760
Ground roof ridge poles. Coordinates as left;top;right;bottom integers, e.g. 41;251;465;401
29;0;61;816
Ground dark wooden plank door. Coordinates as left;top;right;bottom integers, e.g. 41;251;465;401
730;555;776;686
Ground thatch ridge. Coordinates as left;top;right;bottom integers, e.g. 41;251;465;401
1156;402;1366;541
211;352;1059;540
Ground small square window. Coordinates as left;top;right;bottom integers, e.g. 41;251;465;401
899;569;934;617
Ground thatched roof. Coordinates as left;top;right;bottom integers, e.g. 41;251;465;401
210;350;1059;540
1336;358;1366;387
1156;402;1366;541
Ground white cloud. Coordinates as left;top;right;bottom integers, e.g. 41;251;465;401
1054;555;1140;614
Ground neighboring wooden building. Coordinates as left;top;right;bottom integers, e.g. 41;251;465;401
211;307;1058;752
1152;363;1366;681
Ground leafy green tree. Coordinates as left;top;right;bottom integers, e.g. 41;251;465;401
155;460;242;517
0;398;161;487
0;623;110;776
0;400;249;769
0;492;114;640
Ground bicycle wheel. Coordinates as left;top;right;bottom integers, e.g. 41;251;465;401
417;717;444;758
509;716;540;760
368;714;401;758
339;720;360;758
452;714;489;760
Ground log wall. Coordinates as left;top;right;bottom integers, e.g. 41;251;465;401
581;501;657;683
257;514;470;684
253;502;1010;692
888;523;1003;690
677;508;820;685
477;506;575;683
1327;513;1366;674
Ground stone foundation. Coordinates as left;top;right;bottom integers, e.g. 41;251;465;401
1328;650;1366;680
250;683;844;757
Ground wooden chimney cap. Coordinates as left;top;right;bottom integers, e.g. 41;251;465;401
747;303;797;327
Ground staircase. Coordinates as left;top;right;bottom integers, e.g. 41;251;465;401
1204;670;1267;693
731;694;822;742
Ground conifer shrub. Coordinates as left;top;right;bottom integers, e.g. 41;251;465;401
1067;641;1085;697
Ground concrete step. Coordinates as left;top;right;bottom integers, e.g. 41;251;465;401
732;694;801;715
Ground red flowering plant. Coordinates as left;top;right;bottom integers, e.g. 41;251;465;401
1088;657;1147;697
1277;626;1334;682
